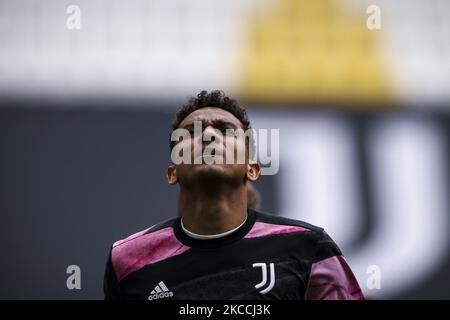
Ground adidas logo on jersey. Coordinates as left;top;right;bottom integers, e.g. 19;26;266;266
148;281;174;300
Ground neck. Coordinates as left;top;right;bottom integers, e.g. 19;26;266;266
179;182;248;235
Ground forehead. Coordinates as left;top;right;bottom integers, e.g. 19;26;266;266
179;107;243;128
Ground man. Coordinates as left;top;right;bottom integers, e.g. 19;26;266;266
103;90;364;300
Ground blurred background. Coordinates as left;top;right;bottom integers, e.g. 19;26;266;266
1;0;449;299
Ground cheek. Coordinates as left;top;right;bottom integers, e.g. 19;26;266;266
174;164;190;182
172;139;195;159
224;136;245;151
234;138;248;156
222;137;247;163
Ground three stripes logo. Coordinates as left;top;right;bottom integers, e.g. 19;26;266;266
148;281;174;300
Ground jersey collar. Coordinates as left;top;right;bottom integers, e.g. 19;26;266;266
174;208;257;249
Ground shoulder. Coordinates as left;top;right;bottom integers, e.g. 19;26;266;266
249;208;342;258
110;217;188;282
249;208;325;238
112;217;176;249
252;208;325;233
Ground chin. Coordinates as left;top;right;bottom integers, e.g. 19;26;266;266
189;163;238;183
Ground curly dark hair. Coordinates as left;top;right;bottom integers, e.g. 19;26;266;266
172;90;250;130
170;90;252;150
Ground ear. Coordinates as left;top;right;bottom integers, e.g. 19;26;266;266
246;161;261;182
166;165;178;185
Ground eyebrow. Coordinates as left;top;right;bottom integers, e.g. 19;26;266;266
181;118;240;129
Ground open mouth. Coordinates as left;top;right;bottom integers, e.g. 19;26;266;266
200;153;223;159
193;148;224;162
203;149;221;157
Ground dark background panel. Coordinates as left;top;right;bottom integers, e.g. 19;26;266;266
0;104;449;299
0;105;277;299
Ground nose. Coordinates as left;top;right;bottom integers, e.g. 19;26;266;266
202;125;222;144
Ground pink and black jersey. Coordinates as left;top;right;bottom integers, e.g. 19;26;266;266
104;208;364;300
